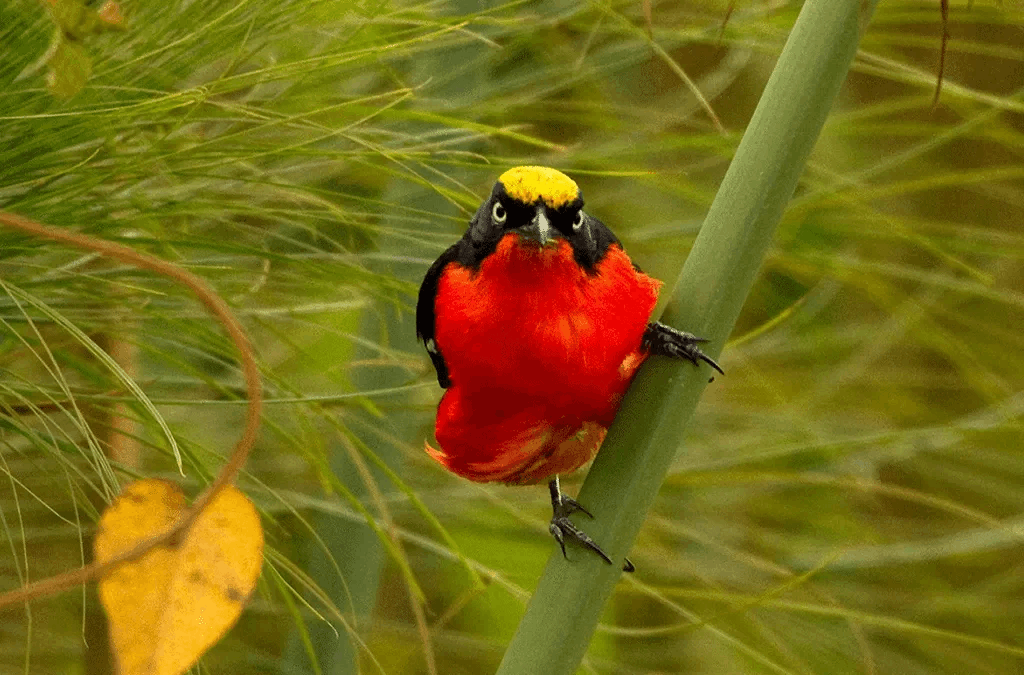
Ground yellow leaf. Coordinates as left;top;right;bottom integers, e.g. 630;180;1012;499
46;39;91;99
94;479;264;675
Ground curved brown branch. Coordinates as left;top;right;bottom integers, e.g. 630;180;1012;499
0;211;263;611
932;0;949;109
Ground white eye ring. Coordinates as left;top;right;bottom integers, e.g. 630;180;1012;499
492;202;507;224
572;210;584;231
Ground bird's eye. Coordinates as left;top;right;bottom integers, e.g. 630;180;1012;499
572;210;584;231
492;202;507;224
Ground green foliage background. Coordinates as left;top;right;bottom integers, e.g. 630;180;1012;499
2;0;1023;673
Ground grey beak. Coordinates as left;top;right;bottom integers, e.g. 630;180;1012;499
519;206;553;245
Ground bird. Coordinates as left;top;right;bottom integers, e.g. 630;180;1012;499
416;166;721;570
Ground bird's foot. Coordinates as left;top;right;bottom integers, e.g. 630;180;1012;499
643;322;724;374
548;477;634;573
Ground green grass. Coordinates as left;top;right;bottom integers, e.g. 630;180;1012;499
2;0;1024;673
497;1;875;672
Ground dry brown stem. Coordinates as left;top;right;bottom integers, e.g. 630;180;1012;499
0;212;263;611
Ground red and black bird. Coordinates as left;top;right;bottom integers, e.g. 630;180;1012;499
417;166;721;569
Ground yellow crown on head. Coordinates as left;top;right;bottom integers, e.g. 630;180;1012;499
498;166;580;209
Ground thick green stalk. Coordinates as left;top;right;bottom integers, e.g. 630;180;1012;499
496;1;878;673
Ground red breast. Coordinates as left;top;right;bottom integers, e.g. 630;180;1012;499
429;232;660;483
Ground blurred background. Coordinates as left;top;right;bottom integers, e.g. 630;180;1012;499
2;0;1023;673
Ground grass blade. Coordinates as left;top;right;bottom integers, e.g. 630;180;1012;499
496;1;879;673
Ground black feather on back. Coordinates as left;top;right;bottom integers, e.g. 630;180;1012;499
416;243;460;388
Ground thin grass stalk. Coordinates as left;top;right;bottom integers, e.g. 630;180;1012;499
496;0;879;672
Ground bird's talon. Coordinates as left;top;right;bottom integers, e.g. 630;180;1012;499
548;477;630;571
556;494;594;519
644;321;724;375
551;515;613;565
549;521;568;558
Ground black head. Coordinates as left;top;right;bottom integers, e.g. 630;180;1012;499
459;166;621;271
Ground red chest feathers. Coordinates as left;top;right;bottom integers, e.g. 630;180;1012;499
434;233;660;420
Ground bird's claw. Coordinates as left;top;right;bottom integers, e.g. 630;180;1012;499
643;322;724;375
549;477;634;572
554;493;593;519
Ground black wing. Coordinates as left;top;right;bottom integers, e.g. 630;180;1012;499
416;243;462;388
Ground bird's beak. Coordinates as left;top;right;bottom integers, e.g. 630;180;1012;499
518;205;554;246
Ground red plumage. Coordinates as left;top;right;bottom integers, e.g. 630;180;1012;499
427;232;661;484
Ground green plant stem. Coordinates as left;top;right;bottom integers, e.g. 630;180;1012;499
496;0;878;673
